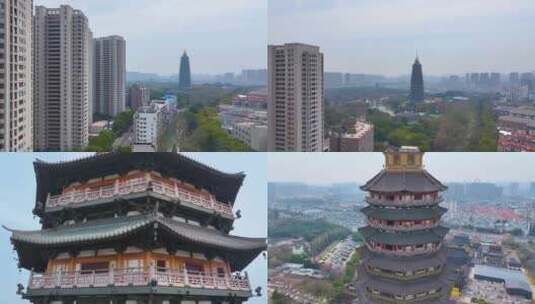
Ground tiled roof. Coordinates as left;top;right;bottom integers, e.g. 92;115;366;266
33;153;246;216
7;214;266;251
361;170;447;193
359;226;449;246
361;205;447;221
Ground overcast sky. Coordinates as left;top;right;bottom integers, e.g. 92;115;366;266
268;153;535;185
0;153;267;304
269;0;535;76
34;0;266;75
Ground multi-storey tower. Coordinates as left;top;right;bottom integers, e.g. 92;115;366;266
267;43;324;152
356;146;454;303
33;5;93;151
0;0;33;151
7;153;267;304
94;35;126;117
410;57;424;103
178;51;192;90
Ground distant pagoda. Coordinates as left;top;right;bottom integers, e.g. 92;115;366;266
410;57;424;103
356;147;454;303
179;51;192;90
7;153;266;304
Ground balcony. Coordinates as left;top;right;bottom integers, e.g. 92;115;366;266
46;175;233;217
29;267;250;292
368;221;439;232
367;244;441;257
365;196;442;207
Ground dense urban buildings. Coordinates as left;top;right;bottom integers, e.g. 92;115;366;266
497;106;535;151
93;35;126;117
33;5;93;151
268;43;324;152
0;0;33;151
410;57;424;103
178;51;192;90
7;153;266;304
329;121;374;152
356;147;453;303
128;83;151;110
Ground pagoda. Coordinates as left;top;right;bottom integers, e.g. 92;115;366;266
355;147;454;303
6;153;266;304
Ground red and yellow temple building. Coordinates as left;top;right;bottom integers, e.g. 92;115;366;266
6;153;266;304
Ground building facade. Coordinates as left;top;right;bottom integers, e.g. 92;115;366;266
129;83;151;111
355;147;454;303
93;35;126;117
410;57;424;103
268;43;324;152
133;104;163;152
7;153;266;304
230;122;267;152
329;121;374;152
34;5;93;151
178;51;191;90
0;0;33;151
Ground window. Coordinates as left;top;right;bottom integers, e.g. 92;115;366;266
185;262;204;274
156;260;167;272
81;262;109;274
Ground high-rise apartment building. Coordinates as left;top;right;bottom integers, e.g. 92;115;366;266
178;51;191;90
0;0;33;151
128;83;150;110
93;35;126;117
410;56;424;103
268;43;324;152
33;5;93;151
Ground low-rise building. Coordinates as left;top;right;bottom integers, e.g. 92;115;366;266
230;122;268;151
329;121;374;152
473;265;532;300
133;104;163;152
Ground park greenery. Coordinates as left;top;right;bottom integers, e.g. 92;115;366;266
176;107;250;152
326;95;498;151
85;109;134;152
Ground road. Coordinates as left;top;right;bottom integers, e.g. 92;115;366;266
113;127;133;150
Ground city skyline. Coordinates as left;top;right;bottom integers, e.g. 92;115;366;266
268;153;535;184
269;0;535;76
34;0;267;75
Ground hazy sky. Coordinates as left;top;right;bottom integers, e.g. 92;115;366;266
34;0;267;75
269;0;535;76
0;153;267;304
268;153;535;185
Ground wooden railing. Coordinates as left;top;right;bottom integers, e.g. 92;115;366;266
46;176;233;217
367;244;442;257
368;221;439;232
29;267;250;291
366;196;442;207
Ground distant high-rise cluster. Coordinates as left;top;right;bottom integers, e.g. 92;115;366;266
93;35;126;117
179;51;192;90
0;0;33;151
268;43;324;152
33;5;93;151
410;57;424;103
